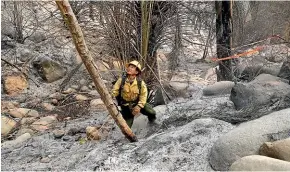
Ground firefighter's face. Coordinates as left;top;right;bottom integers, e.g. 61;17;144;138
127;64;139;75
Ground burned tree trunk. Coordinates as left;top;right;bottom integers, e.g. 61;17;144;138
215;1;233;81
56;0;137;142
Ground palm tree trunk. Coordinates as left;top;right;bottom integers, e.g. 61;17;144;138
56;0;137;142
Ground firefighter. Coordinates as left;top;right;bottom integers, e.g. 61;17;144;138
112;60;157;128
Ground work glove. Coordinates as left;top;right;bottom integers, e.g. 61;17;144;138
132;105;141;116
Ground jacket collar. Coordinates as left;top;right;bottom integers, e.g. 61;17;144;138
126;77;137;85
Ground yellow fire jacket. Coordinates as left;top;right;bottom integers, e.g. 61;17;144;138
112;77;147;108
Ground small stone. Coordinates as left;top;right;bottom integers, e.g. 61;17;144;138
89;82;95;89
88;90;99;96
67;127;85;136
49;92;63;100
71;85;79;90
75;94;89;101
8;108;39;118
80;86;89;92
86;126;101;140
64;117;71;120
53;129;65;139
79;79;87;85
74;134;82;141
62;135;72;141
40;157;51;163
42;103;55;111
51;99;58;105
90;99;106;110
63;88;76;94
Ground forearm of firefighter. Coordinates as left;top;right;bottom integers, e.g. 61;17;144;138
112;78;122;97
138;81;147;108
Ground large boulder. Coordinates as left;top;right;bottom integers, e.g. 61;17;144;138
278;60;290;83
259;138;290;162
203;81;234;96
32;58;66;83
78;118;234;171
229;155;290;171
3;74;28;95
230;74;290;110
235;60;282;81
209;108;290;171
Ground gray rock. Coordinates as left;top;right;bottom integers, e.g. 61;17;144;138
32;58;67;83
16;47;35;62
80;86;89;92
161;96;237;127
71;85;79;90
28;31;47;43
209;108;290;171
203;81;234;96
88;90;99;97
229;155;290;171
230;74;290;110
238;63;282;81
278;60;290;82
2;133;31;149
40;157;51;163
169;82;188;92
79;79;87;86
53;129;65;139
153;87;166;106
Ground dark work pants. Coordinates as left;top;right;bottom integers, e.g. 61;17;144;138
121;103;156;128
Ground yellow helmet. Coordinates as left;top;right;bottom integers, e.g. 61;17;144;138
125;60;142;72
